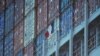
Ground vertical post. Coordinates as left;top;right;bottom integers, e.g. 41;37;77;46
84;0;88;56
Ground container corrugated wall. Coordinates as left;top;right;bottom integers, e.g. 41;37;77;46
88;0;100;17
36;31;45;56
48;0;59;24
24;10;35;47
0;40;3;56
73;0;85;27
16;49;24;56
24;42;34;56
59;43;69;56
36;0;47;35
14;21;24;56
60;4;73;37
25;0;35;15
0;13;4;40
14;0;24;25
0;0;5;13
5;3;14;35
4;31;13;56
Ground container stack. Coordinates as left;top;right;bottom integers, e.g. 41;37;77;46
0;0;100;56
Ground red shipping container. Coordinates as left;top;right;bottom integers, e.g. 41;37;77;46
24;42;34;56
73;0;85;27
14;21;24;56
14;0;24;26
48;0;59;24
36;0;47;35
0;0;5;13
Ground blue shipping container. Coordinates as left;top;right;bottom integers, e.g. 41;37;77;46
25;0;35;15
4;31;13;56
24;10;35;47
0;13;4;36
36;31;45;47
60;0;71;12
0;40;3;56
16;49;23;56
60;6;73;37
5;4;14;35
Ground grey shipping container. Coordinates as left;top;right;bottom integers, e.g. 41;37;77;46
14;0;24;25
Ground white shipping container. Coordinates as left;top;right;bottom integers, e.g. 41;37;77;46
24;10;35;47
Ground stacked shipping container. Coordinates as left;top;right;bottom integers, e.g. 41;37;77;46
60;0;73;37
25;0;35;15
88;0;100;17
5;3;14;35
24;42;34;56
36;0;47;35
48;0;59;24
0;0;5;13
73;34;84;56
0;13;4;40
59;43;69;56
36;30;45;56
14;21;24;56
73;0;85;27
0;0;36;55
24;10;35;47
14;0;24;26
4;31;14;56
0;40;3;56
0;0;100;56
